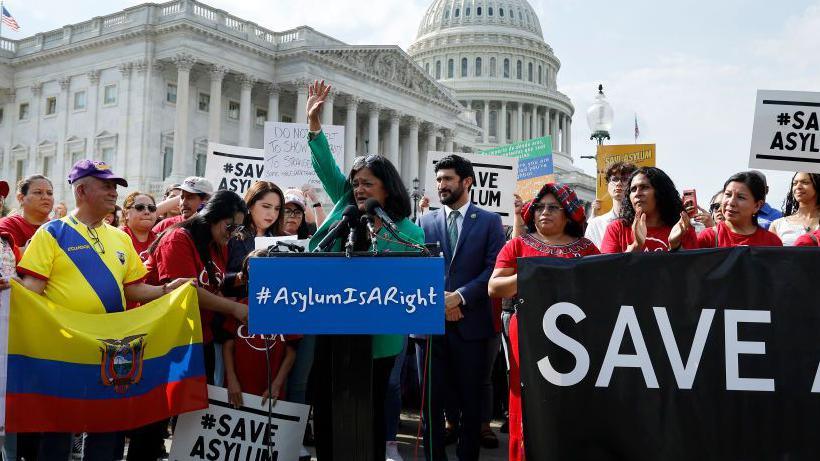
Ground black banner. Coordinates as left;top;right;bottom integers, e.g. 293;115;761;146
518;248;820;461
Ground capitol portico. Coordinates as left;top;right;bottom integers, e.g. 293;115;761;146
0;0;594;207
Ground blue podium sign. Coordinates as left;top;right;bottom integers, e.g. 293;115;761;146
248;256;445;334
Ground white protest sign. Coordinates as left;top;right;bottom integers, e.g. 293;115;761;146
425;151;518;226
205;143;265;195
749;89;820;173
170;385;309;461
0;289;8;435
264;122;345;189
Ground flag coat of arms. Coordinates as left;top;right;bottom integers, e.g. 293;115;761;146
5;281;208;432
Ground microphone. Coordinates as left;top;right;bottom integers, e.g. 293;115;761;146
315;205;360;252
364;198;398;232
361;214;379;252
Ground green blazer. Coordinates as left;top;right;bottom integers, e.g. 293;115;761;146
307;131;426;358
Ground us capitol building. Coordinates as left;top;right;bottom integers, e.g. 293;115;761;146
0;0;594;206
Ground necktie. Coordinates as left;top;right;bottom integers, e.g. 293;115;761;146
448;210;461;252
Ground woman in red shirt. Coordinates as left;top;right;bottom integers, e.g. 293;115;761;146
0;175;54;248
601;167;697;253
144;190;251;380
696;172;783;247
488;183;599;461
121;191;158;261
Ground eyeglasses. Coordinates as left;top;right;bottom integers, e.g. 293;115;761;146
532;204;564;215
709;203;721;213
132;203;157;213
284;209;304;218
87;226;105;254
608;176;631;184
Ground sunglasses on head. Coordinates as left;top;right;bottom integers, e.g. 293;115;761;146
132;203;157;213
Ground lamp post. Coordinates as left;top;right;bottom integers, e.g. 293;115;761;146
411;177;422;221
586;84;613;146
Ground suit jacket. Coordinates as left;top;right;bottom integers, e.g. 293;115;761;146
420;203;505;341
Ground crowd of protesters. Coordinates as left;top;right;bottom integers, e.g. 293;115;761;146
0;79;818;461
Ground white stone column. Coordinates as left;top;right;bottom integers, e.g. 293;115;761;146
541;106;548;138
482;100;490;143
295;80;308;124
499;101;507;144
28;83;42;175
422;123;437;190
55;79;70;200
344;96;359;171
444;129;454;152
560;114;567;153
566;116;572;154
321;90;335;126
267;83;280;123
208;65;227;144
86;71;100;151
170;54;196;182
530;106;537;141
388;110;400;167
516;103;523;142
408;117;420;186
116;63;132;176
368;104;380;155
550;109;559;152
238;74;255;147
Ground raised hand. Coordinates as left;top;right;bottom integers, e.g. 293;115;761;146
631;210;647;251
669;211;692;250
513;194;523;216
306;80;331;132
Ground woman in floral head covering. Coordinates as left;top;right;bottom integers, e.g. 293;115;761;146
488;182;599;461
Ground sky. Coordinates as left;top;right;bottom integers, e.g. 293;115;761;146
3;0;820;206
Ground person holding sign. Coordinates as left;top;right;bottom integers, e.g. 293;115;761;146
769;172;820;245
304;79;425;460
600;167;697;253
488;182;599;461
695;172;783;248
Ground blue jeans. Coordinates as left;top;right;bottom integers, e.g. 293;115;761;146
385;337;408;441
286;334;316;404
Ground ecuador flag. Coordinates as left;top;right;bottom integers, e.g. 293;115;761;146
6;280;208;432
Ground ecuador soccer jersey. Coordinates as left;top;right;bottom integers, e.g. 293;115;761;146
18;215;147;313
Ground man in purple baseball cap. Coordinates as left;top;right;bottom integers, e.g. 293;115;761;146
67;159;128;187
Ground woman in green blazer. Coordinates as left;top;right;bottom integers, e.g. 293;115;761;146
305;79;425;460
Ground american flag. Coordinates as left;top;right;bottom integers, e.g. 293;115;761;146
2;5;20;32
634;113;640;143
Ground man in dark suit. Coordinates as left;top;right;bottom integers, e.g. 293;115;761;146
417;154;506;461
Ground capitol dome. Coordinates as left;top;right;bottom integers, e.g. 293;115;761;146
408;0;579;173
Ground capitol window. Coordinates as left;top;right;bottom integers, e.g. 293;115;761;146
199;93;210;112
256;108;267;126
166;84;177;104
475;57;482;77
528;62;533;81
455;8;459;17
503;59;510;78
490;110;498;137
103;84;118;106
18;102;29;120
425;62;430;74
162;146;173;180
448;59;454;78
45;97;57;116
466;7;470;16
436;61;442;79
499;7;504;17
228;101;240;121
477;7;481;15
0;107;4;125
489;7;493;16
489;57;496;77
461;58;468;77
516;60;522;79
444;10;449;19
73;91;87;111
538;65;543;84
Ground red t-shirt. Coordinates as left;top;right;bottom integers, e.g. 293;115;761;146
600;219;698;253
794;230;820;247
144;227;227;343
151;214;185;234
224;315;301;398
122;226;158;262
495;234;600;271
0;215;41;248
696;222;783;248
